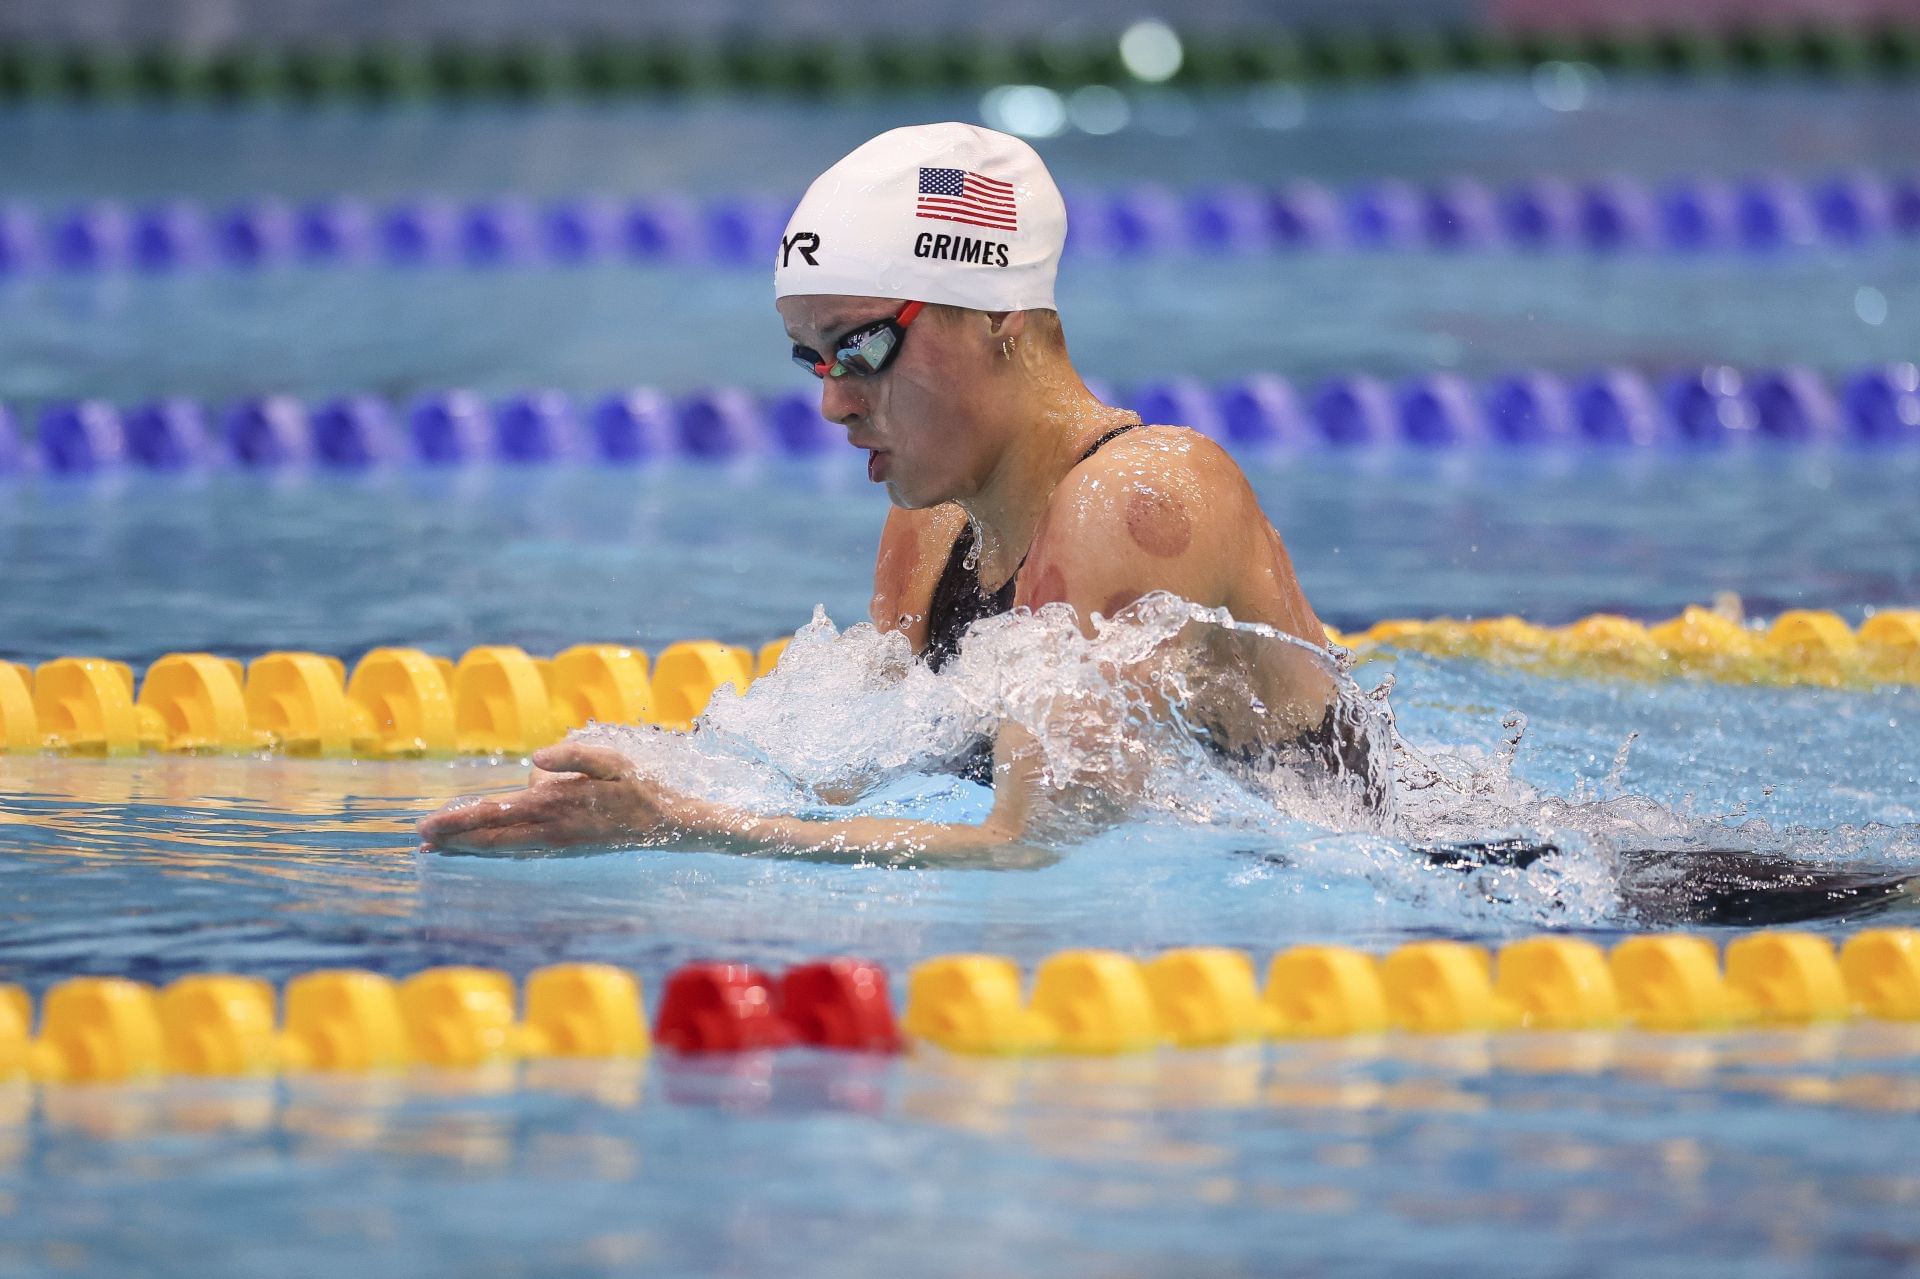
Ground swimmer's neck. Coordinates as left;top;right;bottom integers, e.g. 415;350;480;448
952;373;1136;589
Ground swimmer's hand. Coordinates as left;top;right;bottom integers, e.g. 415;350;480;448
417;735;1056;869
417;743;718;854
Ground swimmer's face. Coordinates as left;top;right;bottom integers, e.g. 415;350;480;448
778;294;999;509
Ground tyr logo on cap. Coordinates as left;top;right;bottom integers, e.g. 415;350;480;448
781;231;820;267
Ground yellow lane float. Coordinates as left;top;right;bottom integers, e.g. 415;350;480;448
3;603;1913;760
0;931;1913;1086
3;637;766;757
1347;605;1919;689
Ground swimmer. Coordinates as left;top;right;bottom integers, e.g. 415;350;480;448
420;122;1366;860
415;128;1918;927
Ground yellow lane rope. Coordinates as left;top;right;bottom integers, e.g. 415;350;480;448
3;929;1915;1087
2;605;1914;759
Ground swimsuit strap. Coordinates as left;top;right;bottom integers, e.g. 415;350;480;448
1006;416;1141;580
1077;417;1141;463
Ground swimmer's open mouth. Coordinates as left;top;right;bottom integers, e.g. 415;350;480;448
867;449;889;482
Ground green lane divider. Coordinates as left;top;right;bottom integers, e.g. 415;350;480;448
0;23;1918;105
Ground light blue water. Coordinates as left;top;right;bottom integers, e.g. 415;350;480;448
2;658;1916;989
1;1024;1914;1279
2;82;1919;1279
2;452;1915;666
3;655;1918;1277
6;249;1920;409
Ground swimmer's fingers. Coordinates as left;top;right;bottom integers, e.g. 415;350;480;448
417;785;581;839
417;793;538;845
418;793;589;853
530;743;635;782
425;820;553;854
418;772;675;852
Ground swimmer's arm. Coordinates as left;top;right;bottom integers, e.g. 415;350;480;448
418;739;1054;869
869;503;967;642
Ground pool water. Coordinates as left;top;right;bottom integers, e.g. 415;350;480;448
2;75;1919;1279
3;452;1919;1277
1;676;1917;1278
2;1013;1914;1278
8;249;1920;410
2;452;1915;664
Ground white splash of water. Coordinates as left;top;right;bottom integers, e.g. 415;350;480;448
566;598;1916;928
580;596;1389;830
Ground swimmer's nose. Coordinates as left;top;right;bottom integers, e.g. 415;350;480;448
818;373;865;426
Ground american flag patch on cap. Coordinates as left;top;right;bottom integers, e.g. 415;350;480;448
916;167;1018;232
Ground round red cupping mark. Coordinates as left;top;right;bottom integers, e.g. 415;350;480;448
1125;488;1193;559
1023;562;1069;608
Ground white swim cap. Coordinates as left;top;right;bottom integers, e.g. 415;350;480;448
774;122;1066;313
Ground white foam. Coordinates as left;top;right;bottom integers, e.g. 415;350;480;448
564;598;1916;927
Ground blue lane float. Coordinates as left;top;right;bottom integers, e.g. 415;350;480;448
1215;375;1314;448
35;400;127;472
311;396;399;468
590;389;675;461
1;171;1918;277
408;390;492;465
1574;369;1670;446
494;390;584;463
224;396;314;467
1400;373;1491;446
124;399;217;469
1484;373;1581;445
4;362;1916;479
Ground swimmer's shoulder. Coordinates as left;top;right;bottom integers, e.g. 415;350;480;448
1036;424;1320;635
1082;422;1249;482
1051;424;1258;542
871;502;970;634
1017;426;1250;608
1100;426;1326;642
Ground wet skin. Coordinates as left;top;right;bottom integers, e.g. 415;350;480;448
869;423;1335;741
419;296;1335;859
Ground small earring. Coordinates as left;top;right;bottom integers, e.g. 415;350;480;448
1001;339;1014;360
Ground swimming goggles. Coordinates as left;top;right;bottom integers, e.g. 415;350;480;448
792;300;925;379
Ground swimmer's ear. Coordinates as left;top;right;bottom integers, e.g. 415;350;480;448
981;310;1028;340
